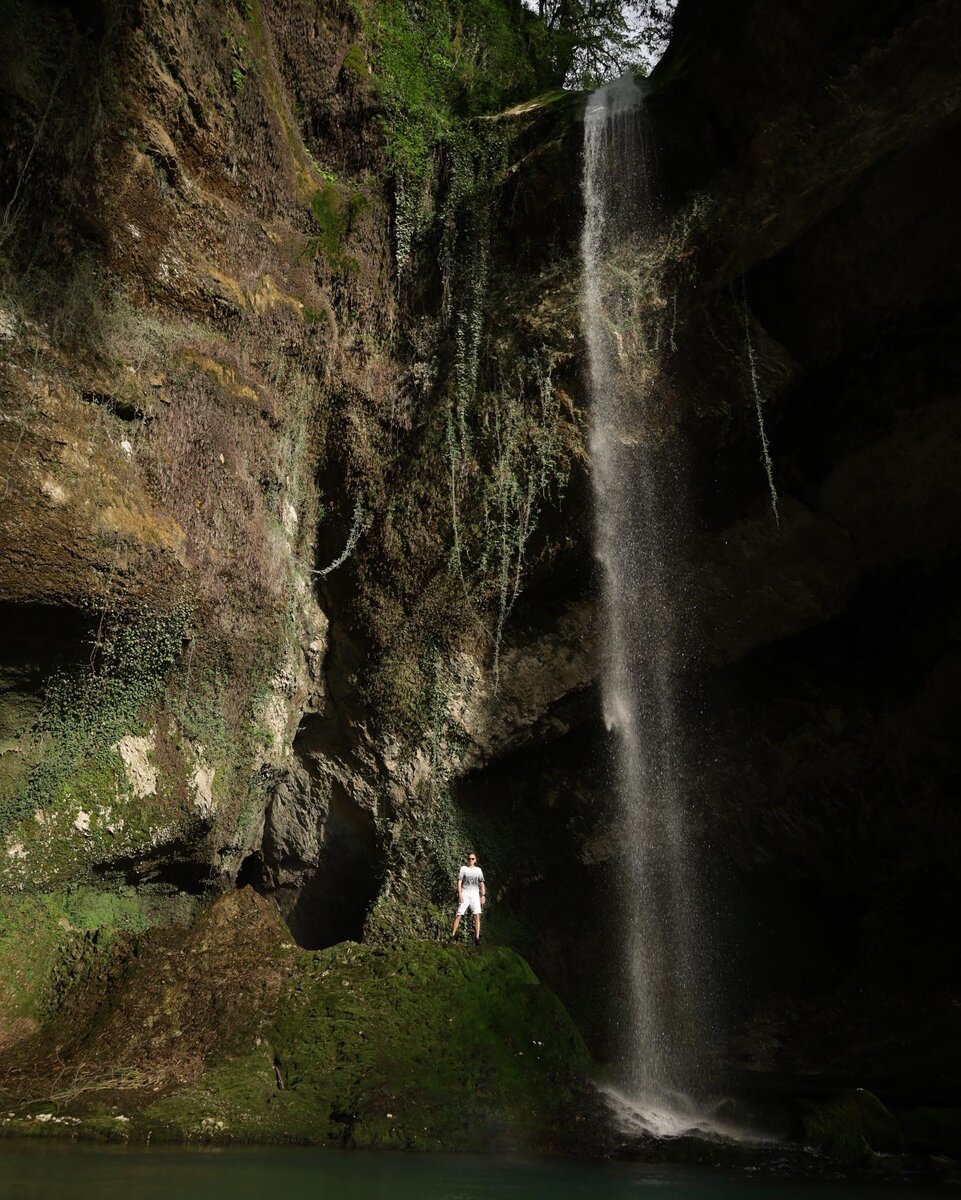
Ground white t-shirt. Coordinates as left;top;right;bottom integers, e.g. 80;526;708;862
458;865;485;891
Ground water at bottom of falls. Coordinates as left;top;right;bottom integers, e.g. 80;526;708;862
599;1083;776;1144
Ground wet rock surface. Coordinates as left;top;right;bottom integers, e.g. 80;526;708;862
641;0;961;1102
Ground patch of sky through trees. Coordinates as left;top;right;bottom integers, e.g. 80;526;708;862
523;0;677;86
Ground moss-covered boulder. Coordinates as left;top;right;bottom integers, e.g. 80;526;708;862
1;890;594;1153
0;889;293;1103
140;939;595;1152
898;1107;961;1158
0;887;197;1052
801;1089;904;1162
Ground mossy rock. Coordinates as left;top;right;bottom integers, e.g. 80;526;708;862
0;889;190;1048
801;1088;904;1161
898;1107;961;1157
140;939;595;1151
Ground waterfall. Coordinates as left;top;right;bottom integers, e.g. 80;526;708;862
581;75;716;1136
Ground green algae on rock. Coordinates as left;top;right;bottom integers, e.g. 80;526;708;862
0;891;594;1153
0;888;187;1050
141;939;594;1152
801;1089;905;1162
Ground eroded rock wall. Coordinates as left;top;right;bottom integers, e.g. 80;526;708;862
0;0;587;1081
0;0;386;1027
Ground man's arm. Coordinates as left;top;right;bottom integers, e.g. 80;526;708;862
479;870;486;906
457;866;464;900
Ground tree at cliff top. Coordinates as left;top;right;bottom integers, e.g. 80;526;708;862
536;0;676;84
372;0;676;197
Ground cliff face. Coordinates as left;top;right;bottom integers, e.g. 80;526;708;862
644;0;961;1094
386;0;961;1100
0;0;596;1144
0;0;552;958
1;0;959;1151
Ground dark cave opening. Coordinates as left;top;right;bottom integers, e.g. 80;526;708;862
93;840;217;893
237;784;384;952
286;788;384;949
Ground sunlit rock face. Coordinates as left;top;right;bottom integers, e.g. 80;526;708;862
0;0;592;1075
0;0;387;1031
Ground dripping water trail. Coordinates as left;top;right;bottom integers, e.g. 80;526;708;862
739;278;780;527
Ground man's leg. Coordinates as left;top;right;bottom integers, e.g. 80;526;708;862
451;914;461;937
473;912;481;942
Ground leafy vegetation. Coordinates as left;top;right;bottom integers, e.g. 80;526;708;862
333;0;663;752
371;0;549;178
347;105;575;750
537;0;676;84
0;605;187;840
367;0;676;202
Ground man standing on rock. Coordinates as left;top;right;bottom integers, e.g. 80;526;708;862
451;852;485;945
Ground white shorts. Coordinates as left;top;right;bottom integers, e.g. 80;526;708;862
457;889;483;916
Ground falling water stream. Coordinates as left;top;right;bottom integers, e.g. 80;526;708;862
582;76;728;1139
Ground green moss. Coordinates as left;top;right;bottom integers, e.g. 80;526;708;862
0;614;284;889
54;756;124;812
306;182;369;270
139;941;593;1150
801;1089;905;1161
0;605;187;839
169;675;286;870
173;686;233;774
0;897;75;1028
340;43;369;79
0;890;160;1031
310;183;341;253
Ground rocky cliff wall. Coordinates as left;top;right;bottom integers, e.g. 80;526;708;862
643;0;961;1096
0;0;599;1145
0;0;561;991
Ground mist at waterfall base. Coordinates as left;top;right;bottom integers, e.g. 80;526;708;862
582;76;747;1144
